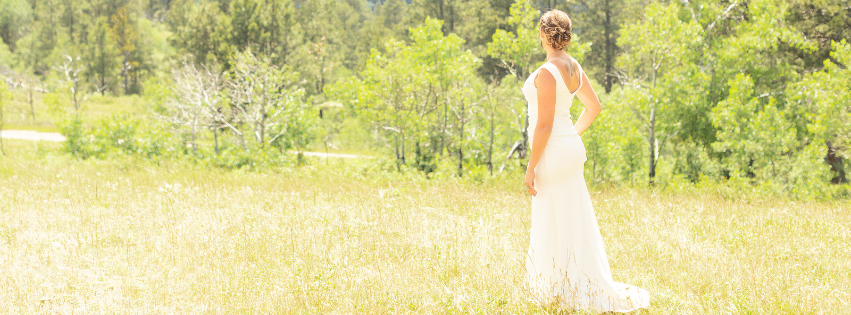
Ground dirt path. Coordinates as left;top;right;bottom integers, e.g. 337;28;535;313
1;130;66;142
299;151;364;159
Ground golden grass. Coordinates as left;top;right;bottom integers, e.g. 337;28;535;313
0;140;848;314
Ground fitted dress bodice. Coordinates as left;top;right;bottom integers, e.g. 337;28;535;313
521;62;583;144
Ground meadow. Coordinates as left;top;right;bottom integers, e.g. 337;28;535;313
0;139;848;314
1;92;148;133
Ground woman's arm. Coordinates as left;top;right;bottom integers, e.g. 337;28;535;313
573;70;602;136
525;68;557;196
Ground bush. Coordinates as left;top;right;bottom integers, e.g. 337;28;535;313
59;114;182;160
88;114;139;157
59;116;90;158
206;146;293;170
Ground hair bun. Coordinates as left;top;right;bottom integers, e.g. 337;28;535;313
540;10;572;51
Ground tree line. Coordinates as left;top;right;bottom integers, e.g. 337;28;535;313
0;0;848;197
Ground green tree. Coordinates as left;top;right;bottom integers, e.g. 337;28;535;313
486;0;540;80
486;0;540;165
565;0;637;93
359;0;410;57
784;0;851;72
294;0;361;96
167;0;232;64
13;1;57;76
83;16;120;94
0;0;32;52
795;40;851;184
467;78;517;175
711;74;797;180
616;2;703;184
0;39;11;68
331;18;479;172
109;7;137;94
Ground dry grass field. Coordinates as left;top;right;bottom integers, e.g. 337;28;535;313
0;140;849;314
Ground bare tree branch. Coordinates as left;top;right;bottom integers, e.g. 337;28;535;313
707;1;739;34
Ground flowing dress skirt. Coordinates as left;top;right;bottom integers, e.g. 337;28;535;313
526;134;650;313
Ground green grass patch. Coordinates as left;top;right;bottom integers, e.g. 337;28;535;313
2;91;149;132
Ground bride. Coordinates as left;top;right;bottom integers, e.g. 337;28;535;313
522;9;650;313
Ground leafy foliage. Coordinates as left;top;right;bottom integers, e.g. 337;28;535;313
332;18;482;173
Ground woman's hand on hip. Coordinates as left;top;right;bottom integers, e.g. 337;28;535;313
525;168;537;196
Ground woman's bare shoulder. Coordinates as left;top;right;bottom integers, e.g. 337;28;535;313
549;55;581;90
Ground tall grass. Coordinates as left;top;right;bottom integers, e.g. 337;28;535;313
0;140;848;314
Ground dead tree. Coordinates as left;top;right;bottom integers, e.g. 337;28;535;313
159;61;225;155
224;50;305;150
54;55;84;115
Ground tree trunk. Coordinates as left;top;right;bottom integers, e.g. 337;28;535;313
100;50;106;95
441;99;448;154
401;132;406;166
123;58;129;95
68;5;75;41
394;131;405;171
826;141;847;184
28;81;35;121
458;97;465;177
191;117;197;156
521;103;529;168
648;107;656;185
48;3;55;45
259;113;266;148
72;79;79;113
324;140;329;164
448;0;454;33
213;128;219;154
395;135;401;171
438;0;445;32
603;0;614;93
488;104;494;175
270;3;277;56
238;132;248;151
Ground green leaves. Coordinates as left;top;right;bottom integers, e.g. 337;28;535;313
83;16;121;93
617;2;702;83
168;0;234;65
711;74;797;179
710;72;837;192
0;0;32;52
614;2;706;183
793;40;851;186
329;17;481;171
799;40;851;151
486;0;540;78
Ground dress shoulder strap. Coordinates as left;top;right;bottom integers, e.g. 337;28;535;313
574;62;584;94
539;62;568;91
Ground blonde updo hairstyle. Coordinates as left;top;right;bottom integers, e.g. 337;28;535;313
540;10;572;51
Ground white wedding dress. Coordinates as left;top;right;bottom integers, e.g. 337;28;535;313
522;61;650;313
